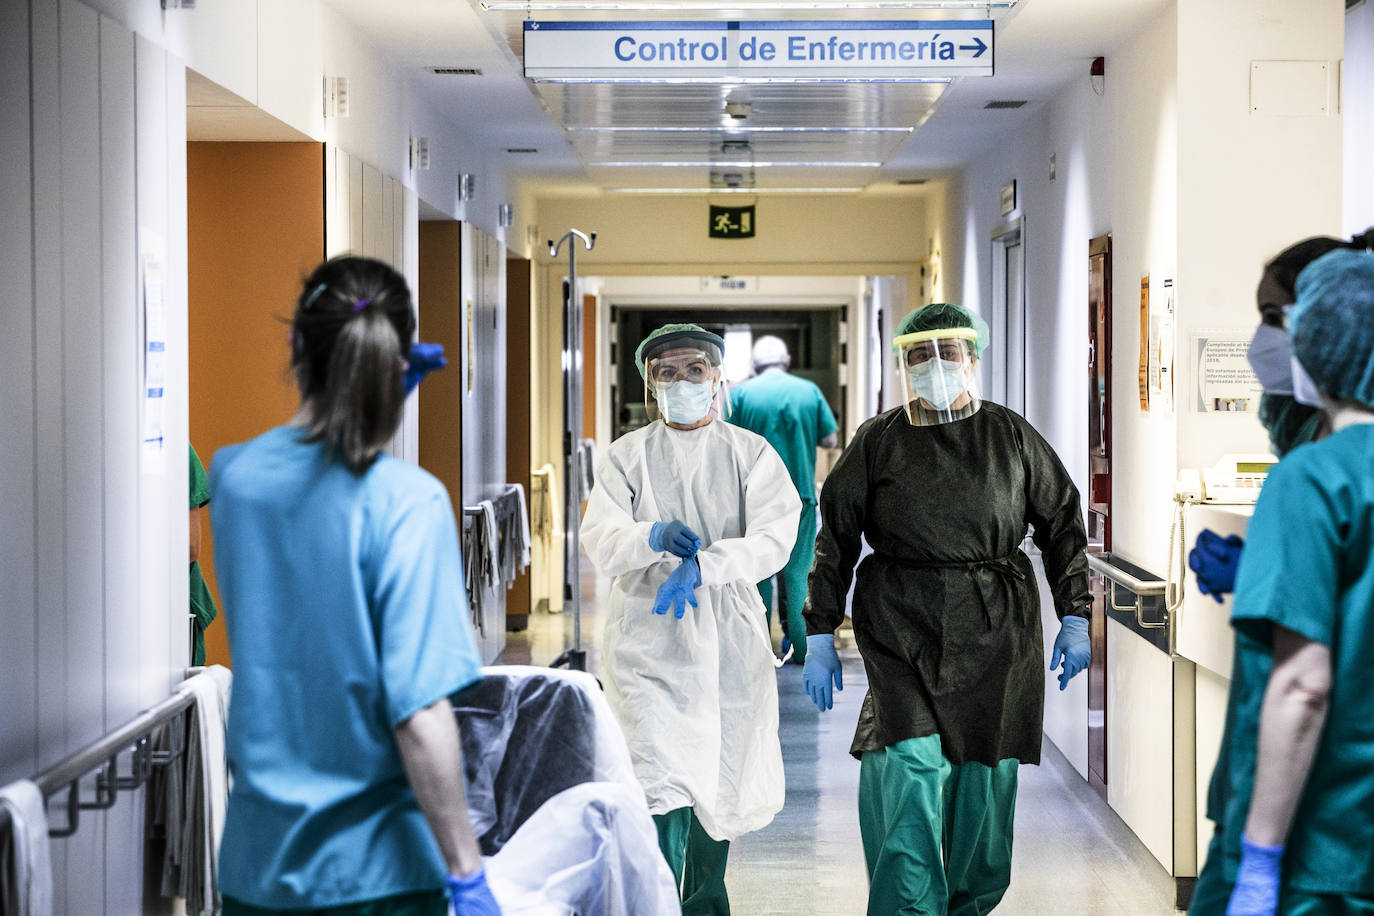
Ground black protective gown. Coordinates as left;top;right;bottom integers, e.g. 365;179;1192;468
803;402;1090;767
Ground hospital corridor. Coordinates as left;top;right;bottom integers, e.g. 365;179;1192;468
4;0;1374;914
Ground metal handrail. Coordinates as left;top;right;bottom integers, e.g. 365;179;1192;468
0;689;196;839
1085;553;1166;596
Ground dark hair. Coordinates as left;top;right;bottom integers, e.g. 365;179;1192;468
1259;227;1374;327
290;256;416;475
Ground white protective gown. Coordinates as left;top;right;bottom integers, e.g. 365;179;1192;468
580;418;802;841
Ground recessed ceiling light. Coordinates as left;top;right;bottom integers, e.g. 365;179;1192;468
605;186;867;194
592;160;883;167
567;126;915;133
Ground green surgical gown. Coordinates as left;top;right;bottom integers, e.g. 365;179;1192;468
803;403;1090;766
1202;423;1374;897
189;444;218;667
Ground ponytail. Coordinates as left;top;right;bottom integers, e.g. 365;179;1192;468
290;257;416;475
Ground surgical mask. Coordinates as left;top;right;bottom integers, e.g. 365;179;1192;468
657;380;715;424
908;358;967;411
1245;324;1294;395
1291;355;1324;408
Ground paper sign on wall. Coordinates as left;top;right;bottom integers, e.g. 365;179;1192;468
1192;329;1263;412
1138;276;1150;411
142;247;167;476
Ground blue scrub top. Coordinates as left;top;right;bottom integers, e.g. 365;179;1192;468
210;426;483;909
1206;423;1374;896
729;369;838;503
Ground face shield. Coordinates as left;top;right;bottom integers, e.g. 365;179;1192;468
644;344;730;425
894;329;982;426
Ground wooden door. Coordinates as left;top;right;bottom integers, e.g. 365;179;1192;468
505;256;533;629
417;222;463;522
1087;233;1112;800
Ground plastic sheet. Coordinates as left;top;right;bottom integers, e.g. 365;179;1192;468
453;666;640;856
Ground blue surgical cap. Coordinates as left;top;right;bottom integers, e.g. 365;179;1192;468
1290;249;1374;408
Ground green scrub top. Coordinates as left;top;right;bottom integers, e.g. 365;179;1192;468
729;369;838;503
189;444;218;667
1206;423;1374;896
210;426;484;909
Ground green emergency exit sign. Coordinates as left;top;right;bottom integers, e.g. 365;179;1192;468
709;205;755;239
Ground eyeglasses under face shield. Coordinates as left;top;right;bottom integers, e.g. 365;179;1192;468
643;344;729;424
893;328;982;427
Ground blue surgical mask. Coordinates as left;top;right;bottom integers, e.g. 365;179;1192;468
1245;324;1294;395
657;380;715;424
908;358;967;411
1291;355;1324;408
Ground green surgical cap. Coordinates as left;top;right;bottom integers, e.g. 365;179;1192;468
1290;249;1374;408
894;302;991;356
634;323;727;381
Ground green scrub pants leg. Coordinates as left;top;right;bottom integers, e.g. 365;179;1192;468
859;735;1018;916
943;756;1019;916
777;500;818;664
655;807;732;916
859;735;952;915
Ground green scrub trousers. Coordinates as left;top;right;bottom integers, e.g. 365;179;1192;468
859;735;1018;916
758;499;817;663
654;807;731;916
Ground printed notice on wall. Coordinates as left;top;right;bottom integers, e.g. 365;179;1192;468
142;247;167;475
1138;277;1150;411
1193;329;1262;413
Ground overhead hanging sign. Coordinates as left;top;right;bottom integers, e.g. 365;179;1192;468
523;19;993;80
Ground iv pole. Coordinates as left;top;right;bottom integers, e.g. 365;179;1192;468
549;228;595;671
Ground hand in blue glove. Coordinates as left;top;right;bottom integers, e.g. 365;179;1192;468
404;341;448;394
1049;615;1091;691
649;520;701;558
651;556;701;619
1189;528;1245;603
802;634;843;711
1226;836;1283;916
447;866;503;915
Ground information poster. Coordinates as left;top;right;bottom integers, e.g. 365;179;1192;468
1138;276;1149;411
1192;328;1262;412
142;247;166;475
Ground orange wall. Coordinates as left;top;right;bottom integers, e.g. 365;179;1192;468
417;222;464;515
188;141;325;668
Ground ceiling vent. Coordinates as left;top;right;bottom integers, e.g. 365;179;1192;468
506;148;539;154
427;67;483;76
984;100;1028;109
896;178;929;186
720;139;752;156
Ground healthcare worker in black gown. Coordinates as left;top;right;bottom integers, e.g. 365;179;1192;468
802;302;1093;916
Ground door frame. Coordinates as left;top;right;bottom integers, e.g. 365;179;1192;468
989;217;1026;414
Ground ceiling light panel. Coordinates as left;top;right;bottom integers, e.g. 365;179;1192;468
565;127;909;163
542;80;945;130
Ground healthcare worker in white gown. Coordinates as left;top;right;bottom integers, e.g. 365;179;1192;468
581;323;801;916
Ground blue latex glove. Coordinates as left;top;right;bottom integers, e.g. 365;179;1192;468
1226;836;1283;916
404;341;448;394
649;520;701;558
1189;528;1245;603
447;866;503;915
802;634;843;711
651;556;701;619
1049;615;1091;691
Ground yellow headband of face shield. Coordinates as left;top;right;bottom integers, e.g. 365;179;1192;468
892;327;980;353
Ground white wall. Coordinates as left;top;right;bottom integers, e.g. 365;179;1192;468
1347;0;1374;236
1;2;188;912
